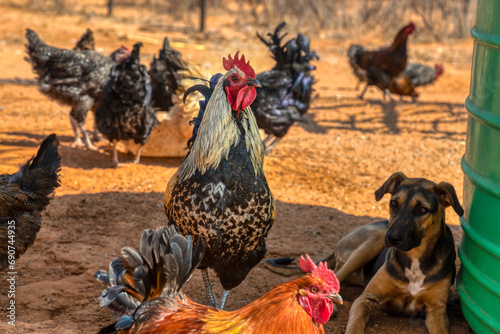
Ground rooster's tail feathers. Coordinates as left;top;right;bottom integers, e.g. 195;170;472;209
96;226;206;318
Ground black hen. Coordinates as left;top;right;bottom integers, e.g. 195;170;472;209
251;22;318;154
0;134;61;271
149;38;187;111
25;29;130;150
95;42;158;167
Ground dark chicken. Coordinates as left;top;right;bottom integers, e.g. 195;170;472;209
95;42;158;167
73;28;95;51
252;22;318;154
164;52;275;310
96;226;342;334
389;63;444;101
136;38;211;158
0;134;61;271
149;37;188;112
25;29;130;150
348;22;415;100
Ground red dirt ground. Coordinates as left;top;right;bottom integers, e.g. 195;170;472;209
0;1;474;333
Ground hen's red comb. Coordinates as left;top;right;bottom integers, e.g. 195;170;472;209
121;45;131;52
300;255;340;292
223;51;256;78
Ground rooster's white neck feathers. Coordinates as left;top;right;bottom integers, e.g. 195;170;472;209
175;70;264;183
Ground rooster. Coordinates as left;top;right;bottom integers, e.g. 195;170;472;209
348;22;415;100
388;63;444;101
25;29;130;150
252;22;318;154
96;226;343;334
73;28;95;51
95;42;158;167
164;52;275;309
0;134;61;271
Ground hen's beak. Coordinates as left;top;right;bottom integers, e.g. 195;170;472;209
328;292;343;305
246;78;262;88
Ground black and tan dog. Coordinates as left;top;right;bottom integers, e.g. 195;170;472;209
265;172;464;334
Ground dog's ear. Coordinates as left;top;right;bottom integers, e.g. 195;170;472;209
434;182;464;217
375;172;407;201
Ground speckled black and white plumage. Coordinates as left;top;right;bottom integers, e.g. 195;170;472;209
165;69;275;293
251;22;318;152
73;28;95;51
167;127;274;290
95;42;158;147
403;63;439;88
25;29;128;149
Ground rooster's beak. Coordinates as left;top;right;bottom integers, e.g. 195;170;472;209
246;78;262;88
328;292;343;305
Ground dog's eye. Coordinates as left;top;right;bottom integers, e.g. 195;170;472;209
418;207;429;214
390;200;398;207
310;286;318;293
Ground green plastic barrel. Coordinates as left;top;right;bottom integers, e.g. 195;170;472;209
458;0;500;333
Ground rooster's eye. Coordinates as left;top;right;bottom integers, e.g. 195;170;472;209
231;75;239;82
310;286;318;293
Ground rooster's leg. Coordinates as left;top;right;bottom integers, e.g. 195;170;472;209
201;269;218;307
359;83;369;100
218;289;230;310
133;145;143;164
69;115;85;149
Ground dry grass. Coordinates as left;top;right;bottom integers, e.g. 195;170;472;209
12;0;476;41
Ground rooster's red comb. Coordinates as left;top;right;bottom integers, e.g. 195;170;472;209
300;255;340;292
223;51;256;78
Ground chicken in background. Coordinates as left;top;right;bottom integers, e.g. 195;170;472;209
95;43;158;167
348;22;416;101
252;22;319;154
164;52;275;310
149;37;188;112
25;29;130;150
347;44;368;89
388;63;444;101
73;28;95;51
126;38;210;158
95;226;342;334
0;134;61;271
